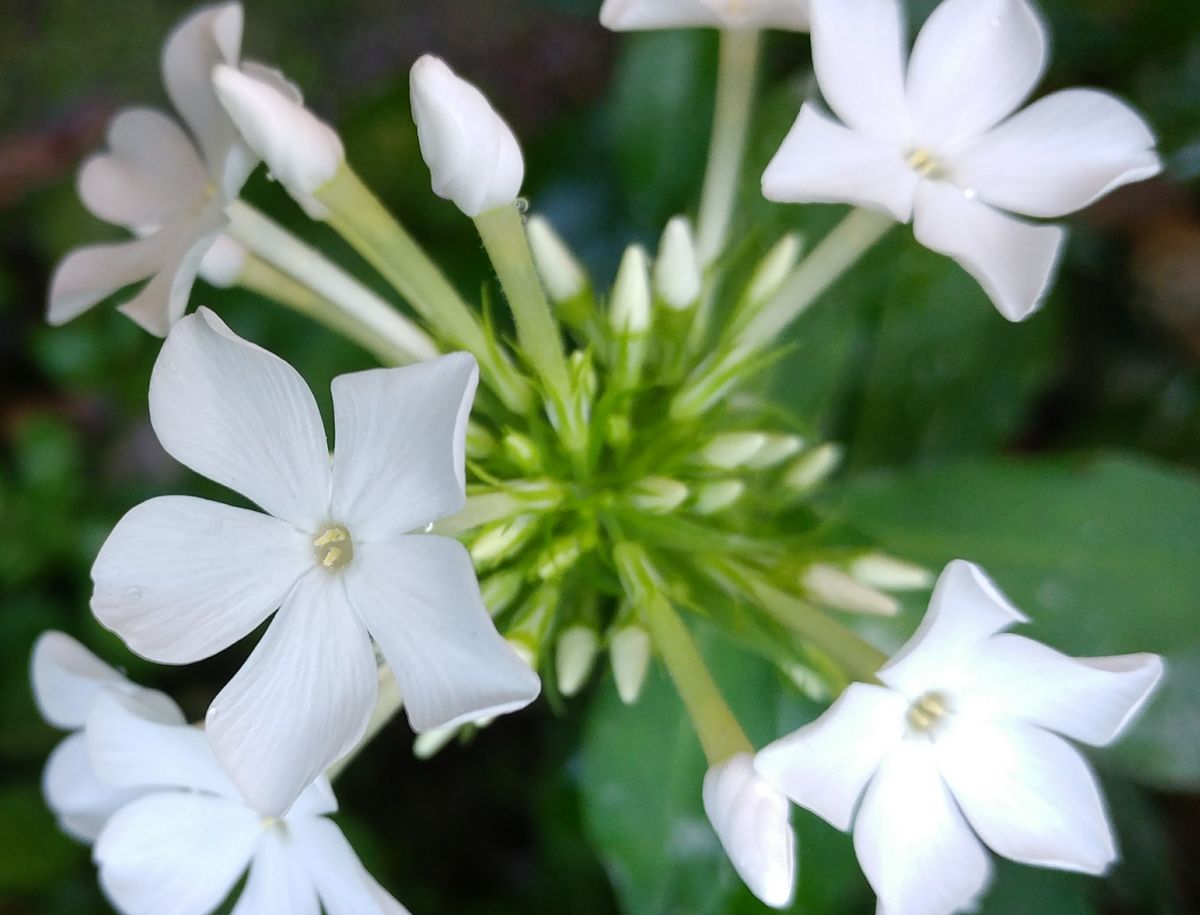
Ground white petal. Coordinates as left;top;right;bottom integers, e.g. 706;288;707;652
951;89;1163;218
206;573;377;817
906;0;1047;149
854;739;992;915
703;754;796;909
43;733;146;844
78;108;207;229
47;232;170;328
936;719;1117;874
330;353;478;539
808;0;909;143
956;635;1164;748
289;817;411;915
87;691;240;798
762;103;917;222
91;495;311;664
343;536;540;733
230;828;320;915
880;560;1027;699
150;308;333;529
288;777;339;819
755;683;908;831
95;791;261;915
600;0;810;30
912;180;1064;322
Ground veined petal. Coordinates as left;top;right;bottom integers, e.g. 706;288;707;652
936;719;1117;875
43;733;146;844
78;108;208;229
952;89;1163;218
762;103;917;222
230;828;320;915
343;536;540;733
91;496;310;664
906;0;1047;150
47;232;170;328
330;353;478;540
95;791;261;915
808;0;909;144
956;635;1164;747
880;560;1027;700
289;817;412;915
912;180;1064;322
87;692;240;799
206;573;377;818
854;739;992;915
756;683;908;831
288;777;339;819
150;308;332;529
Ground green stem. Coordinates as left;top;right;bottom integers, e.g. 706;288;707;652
735;208;895;350
696;29;762;266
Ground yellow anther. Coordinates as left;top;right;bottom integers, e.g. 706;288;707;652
906;148;940;178
907;691;950;733
313;525;354;571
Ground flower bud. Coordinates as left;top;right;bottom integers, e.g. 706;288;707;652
212;64;344;217
556;625;600;697
610;624;652;705
502;431;541;474
470;515;537;566
465;421;498;460
783;443;842;492
527;215;588;303
479;568;525;617
699;432;768;470
198;235;247;288
537;533;588;580
506;637;538;670
746;234;802;307
803;564;899;617
610;244;652;334
630;477;689;514
410;55;524;217
850;552;934;591
746;434;804;469
654;216;702;310
693;480;745;516
414;723;459;759
703;753;796;909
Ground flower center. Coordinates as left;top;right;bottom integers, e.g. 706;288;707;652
313;524;354;571
906;148;943;179
906;690;950;733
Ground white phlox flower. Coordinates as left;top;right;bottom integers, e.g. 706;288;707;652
600;0;810;32
86;691;409;915
90;308;541;816
31;631;183;842
409;55;525;218
47;2;295;335
763;0;1162;321
755;560;1164;915
703;753;796;909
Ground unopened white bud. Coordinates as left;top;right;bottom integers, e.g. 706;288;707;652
803;564;899;617
783;443;842;491
470;515;536;565
537;535;587;580
700;432;768;470
654;216;702;310
466;421;498;459
694;480;745;515
414;723;459;759
850;553;934;591
610;624;652;704
610;244;652;334
556;625;600;697
212;64;344;217
747;434;804;469
527;215;587;303
630;477;689;514
198;234;247;288
782;663;829;702
410;55;524;217
507;636;538;670
479;569;525;616
746;234;802;306
502;432;541;473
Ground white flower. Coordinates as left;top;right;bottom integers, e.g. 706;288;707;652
756;560;1164;915
763;0;1162;321
46;3;271;335
703;753;796;909
409;55;525;217
31;631;182;842
654;217;703;310
90;308;540;816
600;0;809;31
86;691;409;915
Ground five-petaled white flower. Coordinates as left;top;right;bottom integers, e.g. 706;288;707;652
31;631;183;842
763;0;1162;321
90;308;540;816
47;2;293;335
756;560;1164;915
703;753;796;909
86;690;408;915
600;0;809;31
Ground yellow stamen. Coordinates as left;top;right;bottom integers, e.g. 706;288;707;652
907;691;950;733
314;525;354;570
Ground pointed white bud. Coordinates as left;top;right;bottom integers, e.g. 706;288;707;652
850;553;934;592
502;431;541;473
630;477;689;514
198;235;247;288
783;443;842;491
212;64;344;217
803;564;899;617
610;244;652;334
694;480;745;515
537;534;587;580
746;234;802;306
470;516;537;565
479;569;525;617
414;723;459;759
410;55;524;217
703;753;796;909
610;624;652;705
699;432;768;470
556;625;600;697
747;434;804;469
782;663;829;702
527;215;587;303
654;216;702;310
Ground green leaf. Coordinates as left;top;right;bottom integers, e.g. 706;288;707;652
822;453;1200;790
